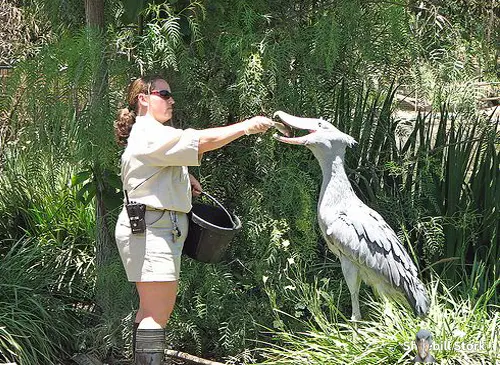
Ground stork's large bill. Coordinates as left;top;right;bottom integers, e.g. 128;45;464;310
273;110;320;145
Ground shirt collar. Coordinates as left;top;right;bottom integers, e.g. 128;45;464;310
136;113;162;124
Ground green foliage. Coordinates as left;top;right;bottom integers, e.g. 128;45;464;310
73;258;136;362
401;108;499;286
171;261;269;358
24;0;85;31
0;238;84;364
0;29;120;168
0;28;132;361
259;274;499;365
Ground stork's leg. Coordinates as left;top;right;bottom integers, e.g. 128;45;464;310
340;256;362;320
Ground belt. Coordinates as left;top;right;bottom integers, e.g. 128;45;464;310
144;207;182;241
145;207;167;211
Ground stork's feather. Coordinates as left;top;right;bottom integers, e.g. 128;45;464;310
325;204;429;316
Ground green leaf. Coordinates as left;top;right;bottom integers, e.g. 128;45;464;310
102;187;123;212
71;170;92;187
84;183;97;206
120;0;146;25
76;181;96;205
103;169;122;190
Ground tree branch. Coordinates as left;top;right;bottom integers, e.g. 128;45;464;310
165;349;225;365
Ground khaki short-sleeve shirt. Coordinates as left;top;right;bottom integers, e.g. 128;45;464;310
121;114;201;212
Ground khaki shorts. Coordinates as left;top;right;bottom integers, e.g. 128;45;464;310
115;207;189;282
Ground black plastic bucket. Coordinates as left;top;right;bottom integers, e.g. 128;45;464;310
183;192;242;263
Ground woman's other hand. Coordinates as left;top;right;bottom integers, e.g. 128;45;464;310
242;116;273;135
189;174;202;197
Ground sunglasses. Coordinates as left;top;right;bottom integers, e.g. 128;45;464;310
150;89;173;100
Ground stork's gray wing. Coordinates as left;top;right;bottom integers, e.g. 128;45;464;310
324;203;428;315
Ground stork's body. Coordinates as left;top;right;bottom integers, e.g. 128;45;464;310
274;111;429;320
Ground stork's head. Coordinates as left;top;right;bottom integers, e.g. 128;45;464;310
272;111;356;158
415;329;433;361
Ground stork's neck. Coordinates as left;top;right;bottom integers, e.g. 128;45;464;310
311;149;357;210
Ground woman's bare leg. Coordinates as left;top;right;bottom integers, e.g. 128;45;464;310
135;281;178;328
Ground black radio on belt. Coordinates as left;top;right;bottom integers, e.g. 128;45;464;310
124;190;146;234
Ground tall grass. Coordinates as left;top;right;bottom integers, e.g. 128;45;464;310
0;141;98;363
0;238;84;364
0;150;136;363
258;273;499;365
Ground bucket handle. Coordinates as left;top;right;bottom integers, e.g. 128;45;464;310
200;191;237;228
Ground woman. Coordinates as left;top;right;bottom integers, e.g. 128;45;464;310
114;75;272;364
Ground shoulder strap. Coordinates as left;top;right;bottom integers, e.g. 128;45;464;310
124;167;166;204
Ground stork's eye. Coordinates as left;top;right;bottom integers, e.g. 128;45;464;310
318;122;322;128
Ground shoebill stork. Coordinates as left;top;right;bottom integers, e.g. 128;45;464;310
273;110;429;320
414;329;436;363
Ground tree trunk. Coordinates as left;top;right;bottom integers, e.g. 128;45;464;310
84;0;108;108
84;0;113;315
84;0;104;29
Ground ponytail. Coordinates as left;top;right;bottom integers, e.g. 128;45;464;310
114;107;136;146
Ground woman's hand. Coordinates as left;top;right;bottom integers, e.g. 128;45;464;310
242;116;273;135
189;174;202;197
